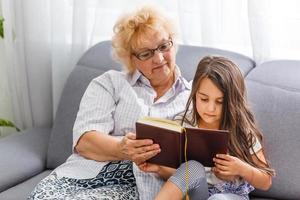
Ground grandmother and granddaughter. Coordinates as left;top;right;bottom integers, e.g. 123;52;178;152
29;5;274;200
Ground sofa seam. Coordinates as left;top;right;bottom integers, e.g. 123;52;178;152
246;78;300;93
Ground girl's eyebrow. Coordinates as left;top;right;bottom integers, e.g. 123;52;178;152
198;91;223;99
198;92;208;96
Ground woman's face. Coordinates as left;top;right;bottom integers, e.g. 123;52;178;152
196;77;224;129
131;30;176;87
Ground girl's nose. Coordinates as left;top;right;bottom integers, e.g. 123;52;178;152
207;102;216;112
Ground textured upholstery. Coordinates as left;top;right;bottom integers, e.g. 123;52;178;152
0;170;52;200
246;60;300;199
0;128;51;192
176;45;255;80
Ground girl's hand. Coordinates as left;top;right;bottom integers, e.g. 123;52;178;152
211;167;238;181
138;162;176;180
118;132;161;165
213;154;248;178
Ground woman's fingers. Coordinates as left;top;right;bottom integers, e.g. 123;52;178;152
135;143;160;154
125;132;136;139
125;132;154;147
133;148;161;165
138;162;161;173
120;132;161;164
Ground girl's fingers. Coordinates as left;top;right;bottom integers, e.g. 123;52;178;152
214;163;228;171
213;157;229;166
216;170;230;176
216;154;232;161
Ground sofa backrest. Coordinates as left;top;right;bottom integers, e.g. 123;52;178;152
46;40;255;169
246;60;300;199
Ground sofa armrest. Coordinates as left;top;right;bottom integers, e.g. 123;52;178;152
0;127;51;192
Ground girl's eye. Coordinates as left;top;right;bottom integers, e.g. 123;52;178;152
201;98;208;102
216;101;223;105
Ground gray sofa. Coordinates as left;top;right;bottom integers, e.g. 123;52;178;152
0;41;299;200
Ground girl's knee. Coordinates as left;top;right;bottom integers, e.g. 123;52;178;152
185;160;205;177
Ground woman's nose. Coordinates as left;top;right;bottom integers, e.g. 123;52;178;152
152;51;164;63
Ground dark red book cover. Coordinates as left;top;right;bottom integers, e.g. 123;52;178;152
136;122;184;168
136;122;228;168
185;127;228;167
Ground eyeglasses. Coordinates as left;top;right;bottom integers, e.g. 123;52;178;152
132;39;173;61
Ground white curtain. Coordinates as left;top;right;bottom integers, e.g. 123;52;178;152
0;0;300;131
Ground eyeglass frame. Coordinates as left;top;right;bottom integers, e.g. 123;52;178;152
132;39;174;61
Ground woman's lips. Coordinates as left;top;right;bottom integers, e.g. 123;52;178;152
152;64;166;72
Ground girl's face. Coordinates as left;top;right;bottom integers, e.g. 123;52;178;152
131;30;176;87
196;77;224;129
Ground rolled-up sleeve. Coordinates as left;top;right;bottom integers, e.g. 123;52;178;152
72;73;116;149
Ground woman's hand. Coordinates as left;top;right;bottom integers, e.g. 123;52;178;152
212;154;247;181
118;132;161;165
138;162;161;173
138;162;176;180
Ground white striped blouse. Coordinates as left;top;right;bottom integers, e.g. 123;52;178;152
54;66;191;199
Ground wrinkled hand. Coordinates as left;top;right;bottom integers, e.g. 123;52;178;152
138;162;161;173
212;154;247;181
138;162;176;180
118;132;161;165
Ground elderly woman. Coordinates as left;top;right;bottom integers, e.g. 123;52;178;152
29;5;191;200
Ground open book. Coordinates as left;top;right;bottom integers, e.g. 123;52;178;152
136;116;228;168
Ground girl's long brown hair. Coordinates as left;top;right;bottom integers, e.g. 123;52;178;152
181;56;275;176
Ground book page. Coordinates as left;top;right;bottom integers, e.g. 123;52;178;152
137;117;183;133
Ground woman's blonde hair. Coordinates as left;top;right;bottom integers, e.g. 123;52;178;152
111;5;179;74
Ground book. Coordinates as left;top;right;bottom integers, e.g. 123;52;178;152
136;116;229;168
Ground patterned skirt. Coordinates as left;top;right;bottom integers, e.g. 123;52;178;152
28;160;138;200
208;180;254;200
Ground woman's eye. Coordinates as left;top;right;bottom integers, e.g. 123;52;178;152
137;51;152;60
139;51;151;58
158;44;168;51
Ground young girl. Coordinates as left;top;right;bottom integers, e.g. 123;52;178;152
139;56;275;200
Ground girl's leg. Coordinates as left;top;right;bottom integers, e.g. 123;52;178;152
156;160;209;200
208;193;249;200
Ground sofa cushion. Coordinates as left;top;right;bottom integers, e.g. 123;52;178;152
246;60;300;199
0;128;51;192
47;41;255;169
176;45;255;80
0;170;52;200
